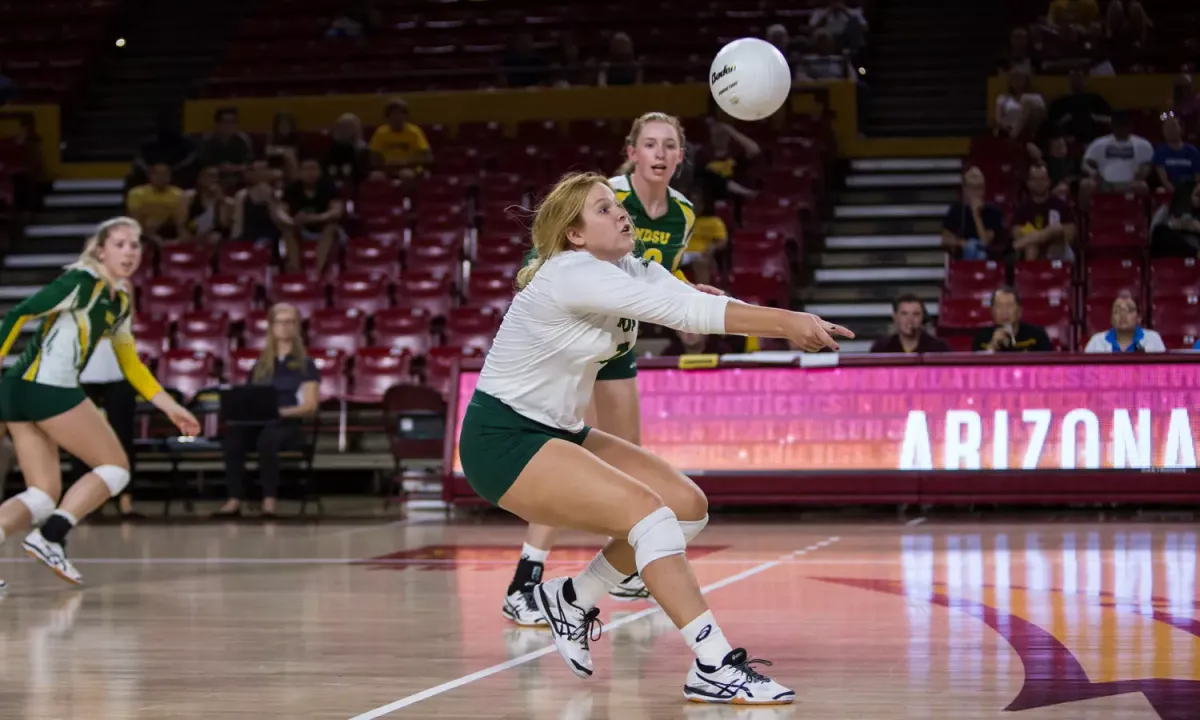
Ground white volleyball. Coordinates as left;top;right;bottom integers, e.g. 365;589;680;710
709;37;792;121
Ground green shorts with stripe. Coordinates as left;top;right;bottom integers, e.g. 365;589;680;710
459;390;590;505
0;377;88;423
596;347;638;381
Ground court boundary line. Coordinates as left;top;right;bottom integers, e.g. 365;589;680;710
346;535;841;720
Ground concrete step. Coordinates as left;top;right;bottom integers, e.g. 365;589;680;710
826;218;946;236
845;173;961;188
802;283;942;304
44;193;125;209
24;223;100;239
838;188;958;206
817;250;946;268
825;234;943;251
814;266;946;284
53;179;125;192
833;204;946;220
803;301;941;318
850;158;962;173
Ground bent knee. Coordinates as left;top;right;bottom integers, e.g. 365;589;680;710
625;487;666;530
671;484;708;522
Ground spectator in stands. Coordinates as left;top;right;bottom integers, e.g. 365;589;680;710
500;32;552;88
1012;164;1078;260
126;163;184;245
1043;132;1081;198
661;329;733;357
680;189;727;286
232;158;284;245
367;99;432;181
131;111;196;189
552;31;590;87
1079;110;1153;209
265;112;301;179
179;165;232;245
694;118;762;201
994;68;1046;141
323;113;370;189
1002;27;1038;74
277;157;344;274
195;107;255;175
809;0;868;55
942;167;1004;260
1169;75;1199;140
973;286;1053;352
1153;115;1200;194
598;32;643;87
1084;290;1165;352
766;24;795;60
795;30;851;81
1150;180;1200;258
869;294;950;353
215;302;319;518
1048;0;1100;33
1045;68;1111;144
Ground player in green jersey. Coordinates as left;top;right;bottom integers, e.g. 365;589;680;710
0;217;200;588
502;113;727;625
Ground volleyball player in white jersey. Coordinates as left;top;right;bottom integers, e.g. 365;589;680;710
459;172;852;703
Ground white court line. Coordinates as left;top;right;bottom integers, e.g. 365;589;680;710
905;517;927;527
347;536;841;720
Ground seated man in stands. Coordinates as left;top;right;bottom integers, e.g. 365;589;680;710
126;162;184;245
277;157;344;275
941;167;1005;260
367;98;433;181
1153;114;1200;195
215;303;319;518
1079;110;1154;209
195;107;255;176
973;286;1053;352
1011;163;1077;261
870;294;950;354
1045;69;1111;145
1083;290;1166;353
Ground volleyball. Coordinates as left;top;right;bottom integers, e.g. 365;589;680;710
708;38;792;121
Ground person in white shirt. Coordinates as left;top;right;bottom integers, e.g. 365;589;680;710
458;172;852;704
1084;290;1166;353
1080;111;1154;210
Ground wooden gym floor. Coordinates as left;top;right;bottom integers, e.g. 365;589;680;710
0;515;1196;719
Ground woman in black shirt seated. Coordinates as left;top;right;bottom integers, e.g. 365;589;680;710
214;303;319;518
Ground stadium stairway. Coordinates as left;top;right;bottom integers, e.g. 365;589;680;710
802;157;963;345
0;179;125;363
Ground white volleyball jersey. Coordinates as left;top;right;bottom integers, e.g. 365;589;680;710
475;251;730;432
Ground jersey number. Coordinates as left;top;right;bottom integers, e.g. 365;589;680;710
643;248;663;265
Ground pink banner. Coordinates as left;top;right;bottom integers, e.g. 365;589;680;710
450;364;1200;472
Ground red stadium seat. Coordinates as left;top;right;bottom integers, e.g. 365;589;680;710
1089;192;1144;224
344;237;402;282
1152;296;1200;329
944;260;1005;299
157;350;218;401
332;271;391;314
399;272;453;318
1021;298;1072;349
218;241;273;288
159;243;213;285
141;277;196;321
202;275;257;322
465;267;516;312
176;311;232;366
310;347;348;400
308;308;368;354
474;234;527;273
349;347;413;402
729;272;788;308
1150;258;1200;299
1089;220;1147;251
1013;260;1072;294
1087;257;1143;297
445;307;501;352
271;273;328;316
425;346;483;398
374;308;434;356
131;314;170;361
407;240;462;284
228;348;259;385
241;310;270;351
937;296;992;330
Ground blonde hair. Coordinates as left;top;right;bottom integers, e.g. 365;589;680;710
516;172;612;290
67;216;143;277
617;112;686;176
252;303;308;383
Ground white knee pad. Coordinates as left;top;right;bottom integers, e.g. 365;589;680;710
16;487;57;525
680;514;709;544
628;506;686;575
94;465;131;497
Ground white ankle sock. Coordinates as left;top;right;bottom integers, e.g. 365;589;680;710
571;551;627;609
521;542;549;564
682;610;734;668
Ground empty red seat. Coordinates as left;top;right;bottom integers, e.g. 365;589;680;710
1013;259;1072;293
730;249;789;283
945;260;1005;298
141;277;196;321
728;272;788;308
131;314;170;360
331;271;391;314
349;347;413;402
227;348;259;384
465;268;515;313
308;308;368;354
1087;257;1143;297
474;234;527;273
310;347;348;400
1021;297;1071;329
159;243;213;284
399;272;453;318
176;311;232;365
344;237;401;282
425;345;482;398
374;308;433;356
1089;192;1144;224
202;275;257;321
1152;296;1200;329
407;241;461;284
157;350;218;401
241;310;270;351
937;296;992;330
445;307;501;352
1150;258;1200;299
1089;220;1147;251
218;241;273;288
271;273;328;316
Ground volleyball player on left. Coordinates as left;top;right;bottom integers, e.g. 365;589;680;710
0;217;200;589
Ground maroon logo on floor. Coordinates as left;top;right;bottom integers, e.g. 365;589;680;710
356;544;729;571
816;576;1200;720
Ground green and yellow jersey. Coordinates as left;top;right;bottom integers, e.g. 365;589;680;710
0;267;163;399
609;174;695;279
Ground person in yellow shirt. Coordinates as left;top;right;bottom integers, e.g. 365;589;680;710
125;163;184;244
679;190;727;286
367;98;433;180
